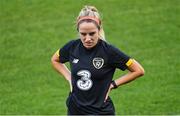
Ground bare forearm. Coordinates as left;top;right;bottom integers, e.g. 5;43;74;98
114;59;145;87
51;61;71;81
51;52;72;92
115;71;142;87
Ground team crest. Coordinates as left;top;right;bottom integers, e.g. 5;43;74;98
93;57;104;69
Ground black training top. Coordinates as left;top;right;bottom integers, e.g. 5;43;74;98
58;39;130;114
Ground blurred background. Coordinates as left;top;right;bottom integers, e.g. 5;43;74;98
0;0;179;115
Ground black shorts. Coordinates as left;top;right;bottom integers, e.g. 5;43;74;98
66;92;115;115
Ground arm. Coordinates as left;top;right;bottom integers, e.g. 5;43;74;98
51;51;72;91
112;59;145;89
105;59;144;101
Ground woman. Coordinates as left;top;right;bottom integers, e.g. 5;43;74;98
51;5;144;115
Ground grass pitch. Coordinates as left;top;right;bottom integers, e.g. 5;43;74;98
0;0;179;115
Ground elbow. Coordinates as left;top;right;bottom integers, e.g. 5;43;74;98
51;56;57;66
51;55;61;66
129;60;145;77
138;67;145;77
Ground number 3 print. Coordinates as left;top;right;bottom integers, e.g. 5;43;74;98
77;70;93;91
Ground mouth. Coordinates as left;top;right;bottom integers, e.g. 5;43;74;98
84;43;94;48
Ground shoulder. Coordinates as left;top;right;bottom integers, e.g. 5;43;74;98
100;40;122;55
65;39;80;47
61;39;81;50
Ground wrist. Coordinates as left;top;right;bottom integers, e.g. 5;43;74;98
111;80;118;89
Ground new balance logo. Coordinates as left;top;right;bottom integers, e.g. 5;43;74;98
73;59;79;63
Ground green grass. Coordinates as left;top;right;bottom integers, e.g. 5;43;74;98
0;0;179;115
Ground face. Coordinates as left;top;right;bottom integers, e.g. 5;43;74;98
78;22;99;49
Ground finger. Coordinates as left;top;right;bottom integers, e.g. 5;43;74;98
70;85;72;92
104;87;111;102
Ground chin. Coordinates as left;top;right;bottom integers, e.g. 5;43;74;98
85;46;93;49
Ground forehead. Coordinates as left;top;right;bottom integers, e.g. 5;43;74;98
78;22;98;32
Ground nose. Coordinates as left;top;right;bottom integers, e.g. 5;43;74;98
84;34;91;42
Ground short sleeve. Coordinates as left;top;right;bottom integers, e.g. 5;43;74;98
108;45;130;71
59;40;75;63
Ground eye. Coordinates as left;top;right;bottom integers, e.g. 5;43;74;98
80;33;87;36
89;32;96;36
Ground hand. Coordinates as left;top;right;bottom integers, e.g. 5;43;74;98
104;84;114;102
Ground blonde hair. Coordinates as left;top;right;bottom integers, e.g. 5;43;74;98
77;5;106;41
